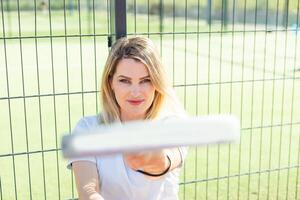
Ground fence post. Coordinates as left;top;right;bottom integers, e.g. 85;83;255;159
159;0;164;33
283;0;289;28
87;0;91;34
109;0;127;47
207;0;212;25
5;0;12;36
222;0;228;28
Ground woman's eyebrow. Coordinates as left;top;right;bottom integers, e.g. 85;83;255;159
139;75;150;80
117;75;150;80
117;75;131;79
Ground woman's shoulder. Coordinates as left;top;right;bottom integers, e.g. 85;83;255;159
72;114;103;134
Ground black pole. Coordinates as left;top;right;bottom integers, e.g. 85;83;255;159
283;0;289;28
6;0;12;36
159;0;163;33
109;0;127;47
222;0;228;28
88;0;91;34
207;0;212;25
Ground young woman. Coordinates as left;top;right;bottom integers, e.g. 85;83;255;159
67;36;188;200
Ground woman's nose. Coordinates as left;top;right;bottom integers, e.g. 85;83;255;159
130;85;141;97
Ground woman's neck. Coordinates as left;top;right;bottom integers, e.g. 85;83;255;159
120;112;145;122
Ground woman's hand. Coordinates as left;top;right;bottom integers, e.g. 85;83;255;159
123;150;170;175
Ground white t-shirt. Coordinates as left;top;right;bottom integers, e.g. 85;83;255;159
67;115;187;200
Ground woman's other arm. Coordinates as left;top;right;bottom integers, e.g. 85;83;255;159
72;161;104;200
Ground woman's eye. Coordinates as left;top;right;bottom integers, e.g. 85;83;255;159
119;79;130;84
141;79;151;84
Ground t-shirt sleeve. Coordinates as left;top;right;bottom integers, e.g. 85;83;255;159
66;117;97;169
177;146;188;168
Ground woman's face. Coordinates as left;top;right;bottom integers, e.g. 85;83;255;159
111;58;156;121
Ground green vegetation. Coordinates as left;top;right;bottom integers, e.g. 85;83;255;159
2;0;300;13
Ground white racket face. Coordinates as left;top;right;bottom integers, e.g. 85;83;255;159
62;115;240;158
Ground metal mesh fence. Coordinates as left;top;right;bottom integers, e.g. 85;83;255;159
0;0;300;199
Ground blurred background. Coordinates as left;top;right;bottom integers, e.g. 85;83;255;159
0;0;299;199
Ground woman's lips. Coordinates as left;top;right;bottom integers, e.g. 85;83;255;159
127;100;144;105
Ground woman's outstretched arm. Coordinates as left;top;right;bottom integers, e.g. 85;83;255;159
123;147;185;179
72;161;104;200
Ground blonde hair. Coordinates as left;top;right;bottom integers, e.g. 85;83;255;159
100;36;170;124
